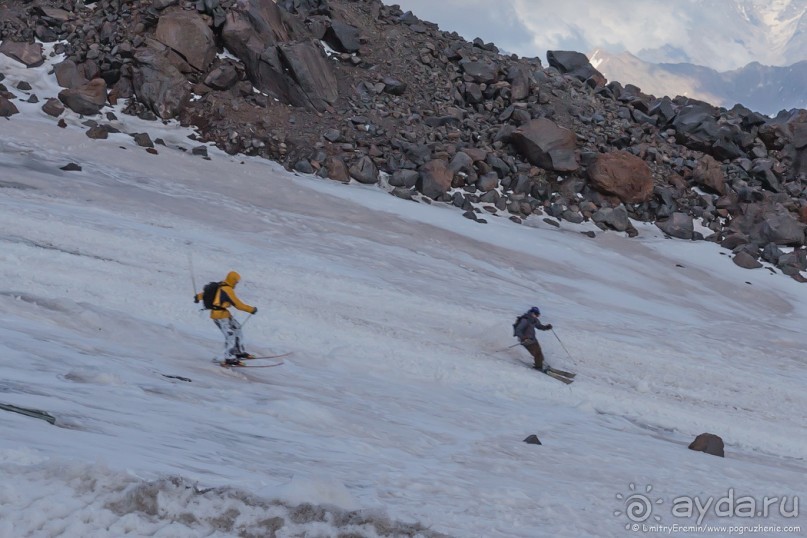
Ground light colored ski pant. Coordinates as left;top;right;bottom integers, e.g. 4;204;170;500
214;317;245;359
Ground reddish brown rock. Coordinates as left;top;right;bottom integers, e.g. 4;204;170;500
155;11;217;71
58;78;108;116
0;40;44;67
692;155;726;195
587;151;654;203
417;159;453;199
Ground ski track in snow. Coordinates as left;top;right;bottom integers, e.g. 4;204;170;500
0;46;805;537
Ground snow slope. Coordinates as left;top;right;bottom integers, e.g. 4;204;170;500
0;48;805;537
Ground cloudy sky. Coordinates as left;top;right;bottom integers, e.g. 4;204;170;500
392;0;807;71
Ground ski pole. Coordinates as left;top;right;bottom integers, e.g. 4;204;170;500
240;313;254;329
187;250;197;293
552;328;574;360
493;343;522;352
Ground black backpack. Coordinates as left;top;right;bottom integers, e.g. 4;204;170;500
513;314;528;336
202;281;222;310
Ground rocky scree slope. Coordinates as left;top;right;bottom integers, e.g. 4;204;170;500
1;0;806;280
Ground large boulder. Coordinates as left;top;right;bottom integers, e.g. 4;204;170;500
155;11;217;71
277;40;339;112
57;78;108;115
324;21;360;53
692;155;726;195
54;60;89;89
587;151;654;203
758;211;807;246
672;102;721;154
131;47;191;119
0;41;44;67
510;118;578;172
546;50;605;87
785;115;807;178
221;10;311;108
204;62;239;91
417;159;453;199
507;66;531;101
459;60;498;84
729;201;807;247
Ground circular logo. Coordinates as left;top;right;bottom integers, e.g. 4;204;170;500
614;483;663;529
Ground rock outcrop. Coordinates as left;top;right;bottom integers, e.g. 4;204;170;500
0;0;805;281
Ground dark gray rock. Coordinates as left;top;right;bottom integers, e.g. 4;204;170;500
278;40;339;112
390;169;419;188
758;211;806;246
459;60;498;84
546;50;605;86
523;434;542;445
294;159;314;174
133;133;154;148
592;205;631;232
132;47;191;119
349;156;378;184
204;63;239;91
733;251;763;269
511;118;578;172
0;97;20;117
324;21;360;53
688;433;724;457
382;77;407;96
656;212;695;240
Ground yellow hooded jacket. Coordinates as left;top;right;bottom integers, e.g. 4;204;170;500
196;271;257;320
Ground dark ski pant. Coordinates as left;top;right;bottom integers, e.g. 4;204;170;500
522;340;545;369
214;317;245;359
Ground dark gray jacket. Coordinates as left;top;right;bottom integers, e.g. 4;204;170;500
514;313;552;343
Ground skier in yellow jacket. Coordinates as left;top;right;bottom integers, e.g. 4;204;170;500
195;271;258;365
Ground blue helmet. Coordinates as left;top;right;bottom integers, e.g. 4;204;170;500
529;306;541;316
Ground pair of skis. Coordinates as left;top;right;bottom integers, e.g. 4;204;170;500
517;361;576;384
540;366;576;384
217;351;292;368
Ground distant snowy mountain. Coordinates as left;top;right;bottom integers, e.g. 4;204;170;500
590;48;807;115
392;0;807;113
635;0;807;70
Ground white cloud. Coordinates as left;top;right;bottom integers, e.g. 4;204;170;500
514;0;690;55
394;0;807;71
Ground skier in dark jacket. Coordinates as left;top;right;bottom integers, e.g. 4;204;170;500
514;306;553;371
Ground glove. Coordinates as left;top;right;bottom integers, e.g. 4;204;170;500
252;307;258;314
194;295;199;304
522;338;536;346
543;324;553;331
